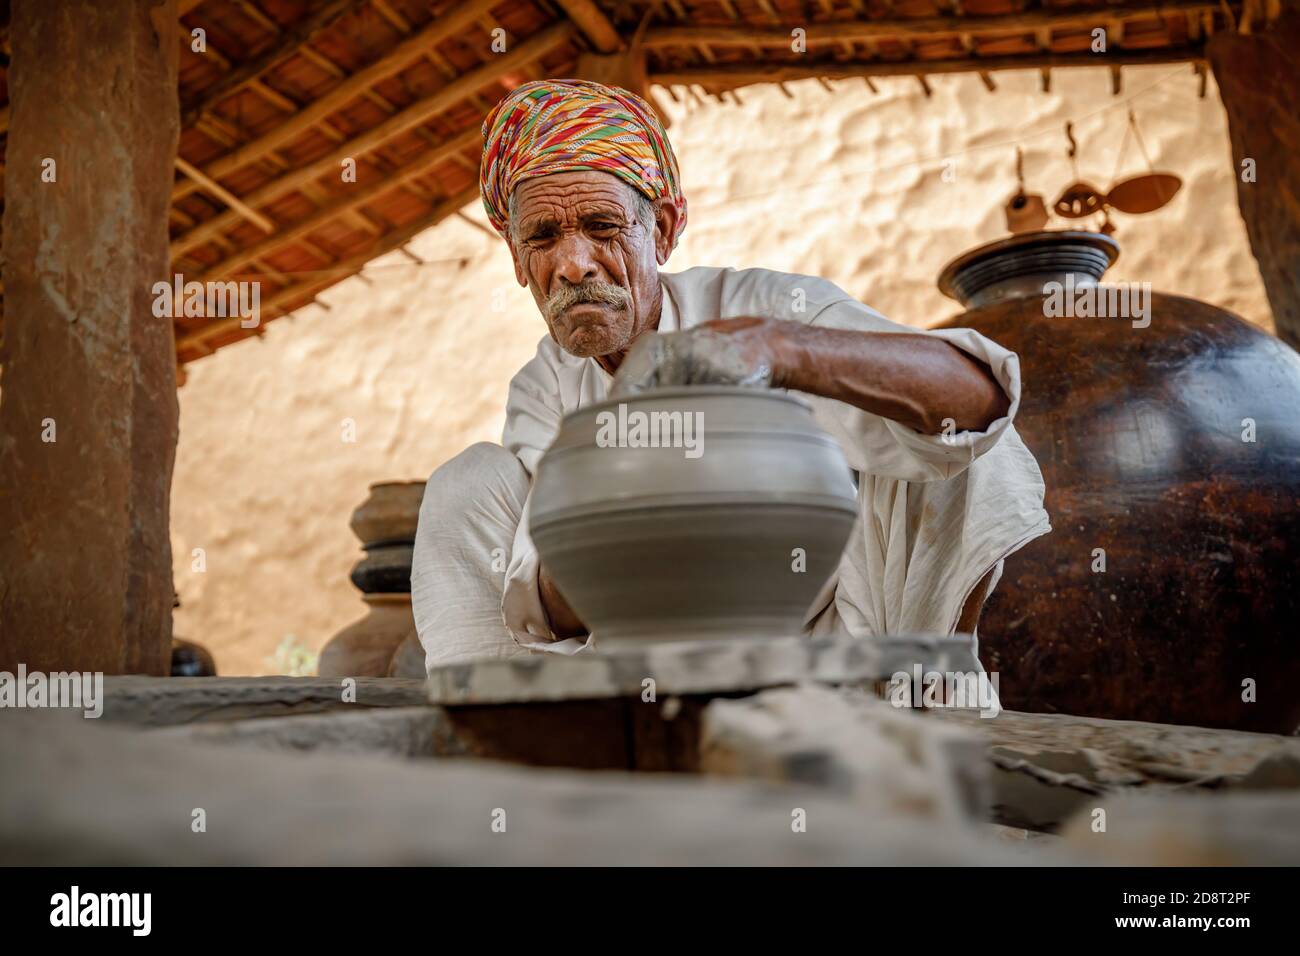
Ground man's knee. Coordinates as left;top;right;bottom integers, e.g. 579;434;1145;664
432;441;520;483
422;442;526;514
413;442;528;669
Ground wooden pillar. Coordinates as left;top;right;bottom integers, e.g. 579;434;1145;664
1208;8;1300;349
0;1;180;674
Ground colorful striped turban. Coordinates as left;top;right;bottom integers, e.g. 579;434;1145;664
479;79;686;247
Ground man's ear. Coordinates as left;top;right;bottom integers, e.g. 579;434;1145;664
653;197;679;265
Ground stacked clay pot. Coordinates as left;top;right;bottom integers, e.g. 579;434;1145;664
931;230;1300;733
170;593;217;676
318;481;427;679
171;638;217;677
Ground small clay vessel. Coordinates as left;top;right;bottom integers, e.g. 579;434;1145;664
530;386;858;645
349;543;415;594
318;594;417;678
171;638;217;677
349;481;426;547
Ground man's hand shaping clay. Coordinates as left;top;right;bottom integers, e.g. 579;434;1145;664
611;317;776;395
613;316;1009;436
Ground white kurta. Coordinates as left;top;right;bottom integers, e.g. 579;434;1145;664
496;265;1051;657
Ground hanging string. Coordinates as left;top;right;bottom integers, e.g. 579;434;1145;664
1129;108;1156;172
1064;121;1080;179
1111;108;1133;183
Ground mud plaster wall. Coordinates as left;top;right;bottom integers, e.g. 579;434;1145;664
169;67;1272;675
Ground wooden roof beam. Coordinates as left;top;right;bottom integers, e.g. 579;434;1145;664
235;0;281;35
172;124;480;260
174;156;275;233
180;0;365;129
170;21;572;258
193;134;483;282
553;0;624;53
173;0;509;202
370;0;412;34
177;185;480;354
652;47;1206;86
641;2;1219;47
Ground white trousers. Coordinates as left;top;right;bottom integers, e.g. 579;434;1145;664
411;443;537;671
411;441;1036;677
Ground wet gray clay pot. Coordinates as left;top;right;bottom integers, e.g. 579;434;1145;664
530;386;858;645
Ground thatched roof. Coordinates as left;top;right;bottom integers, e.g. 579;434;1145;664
0;0;1260;362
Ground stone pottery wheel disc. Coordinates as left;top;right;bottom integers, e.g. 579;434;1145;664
529;386;859;646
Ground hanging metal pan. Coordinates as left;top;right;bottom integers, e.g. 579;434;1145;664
1106;173;1183;214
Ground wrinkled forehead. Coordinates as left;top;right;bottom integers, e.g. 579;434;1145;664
510;170;640;225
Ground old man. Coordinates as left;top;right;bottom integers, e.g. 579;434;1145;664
411;79;1049;672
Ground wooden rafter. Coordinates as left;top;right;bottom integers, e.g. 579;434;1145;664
174;156;275;233
179;0;367;129
553;0;624;52
173;0;511;203
193;127;482;283
641;2;1220;48
171;23;574;259
176;184;480;354
652;47;1206;87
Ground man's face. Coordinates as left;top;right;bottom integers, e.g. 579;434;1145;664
508;170;678;364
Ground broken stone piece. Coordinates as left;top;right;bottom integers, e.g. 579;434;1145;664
700;683;991;825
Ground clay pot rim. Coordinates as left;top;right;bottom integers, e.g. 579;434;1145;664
361;593;413;605
365;480;427;491
936;229;1120;302
565;384;811;423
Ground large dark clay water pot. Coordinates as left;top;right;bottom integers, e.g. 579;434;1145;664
933;230;1300;733
530;387;858;645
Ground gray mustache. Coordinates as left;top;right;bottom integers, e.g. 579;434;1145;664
544;281;633;321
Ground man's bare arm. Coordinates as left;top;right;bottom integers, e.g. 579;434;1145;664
537;317;1011;637
702;317;1009;435
773;322;1009;434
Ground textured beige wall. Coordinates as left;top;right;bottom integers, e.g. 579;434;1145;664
170;66;1271;675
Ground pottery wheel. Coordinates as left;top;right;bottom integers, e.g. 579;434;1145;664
426;632;978;705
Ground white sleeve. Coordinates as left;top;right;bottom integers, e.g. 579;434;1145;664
802;296;1023;483
499;341;593;654
502;347;562;478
